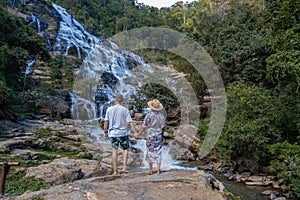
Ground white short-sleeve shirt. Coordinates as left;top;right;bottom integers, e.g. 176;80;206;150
104;104;132;137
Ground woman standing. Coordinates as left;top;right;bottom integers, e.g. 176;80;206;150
134;99;166;175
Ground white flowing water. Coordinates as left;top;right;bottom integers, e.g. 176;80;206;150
24;59;36;75
85;125;197;171
71;43;154;121
52;3;102;59
28;15;41;33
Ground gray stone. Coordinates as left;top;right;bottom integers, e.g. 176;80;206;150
261;190;279;196
26;157;108;185
198;165;213;171
274;197;286;200
10;170;225;200
168;124;198;161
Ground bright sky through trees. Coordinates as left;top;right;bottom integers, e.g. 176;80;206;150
136;0;194;8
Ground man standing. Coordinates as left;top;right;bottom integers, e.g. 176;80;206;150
103;94;137;175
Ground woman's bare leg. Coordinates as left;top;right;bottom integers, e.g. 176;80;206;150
157;162;161;174
148;162;153;175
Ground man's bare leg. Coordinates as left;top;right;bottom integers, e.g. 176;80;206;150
122;149;128;173
112;149;118;175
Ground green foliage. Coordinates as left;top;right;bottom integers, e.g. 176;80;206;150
5;170;47;196
136;49;207;100
31;128;84;158
53;0;165;38
0;7;49;93
134;83;179;114
49;55;75;89
217;83;282;164
194;118;210;140
50;56;63;87
266;0;300;31
269;141;300;198
0;154;34;167
224;190;241;200
0;81;9;106
197;4;270;85
266;50;300;86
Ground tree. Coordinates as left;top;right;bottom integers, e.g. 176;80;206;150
217;83;282;164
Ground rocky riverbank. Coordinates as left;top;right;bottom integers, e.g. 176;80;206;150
0;119;225;199
0;117;291;200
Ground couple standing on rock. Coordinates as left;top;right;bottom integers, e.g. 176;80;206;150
103;94;165;176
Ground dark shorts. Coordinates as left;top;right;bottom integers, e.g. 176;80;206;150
109;136;129;150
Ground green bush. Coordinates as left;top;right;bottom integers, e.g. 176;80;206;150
216;83;282;164
269;141;300;198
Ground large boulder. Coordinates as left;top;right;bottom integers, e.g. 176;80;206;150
26;157;108;185
168;124;198;161
11;170;226;200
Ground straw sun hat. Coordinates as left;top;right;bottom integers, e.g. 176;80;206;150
147;99;163;111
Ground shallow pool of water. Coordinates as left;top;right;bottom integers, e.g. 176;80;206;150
215;174;269;200
178;161;269;200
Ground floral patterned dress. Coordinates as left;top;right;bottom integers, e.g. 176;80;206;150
142;111;166;163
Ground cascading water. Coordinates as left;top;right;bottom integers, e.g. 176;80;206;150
52;3;102;59
72;36;154;121
28;15;41;33
22;58;36;91
24;58;36;75
132;139;197;170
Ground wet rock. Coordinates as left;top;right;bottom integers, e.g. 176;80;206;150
262;190;282;200
198;164;213;171
206;173;226;192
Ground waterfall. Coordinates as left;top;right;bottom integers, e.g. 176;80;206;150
43;4;153;121
24;58;36;75
52;3;102;59
72;43;153;121
28;15;41;32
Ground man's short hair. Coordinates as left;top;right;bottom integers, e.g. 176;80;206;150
115;94;124;103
